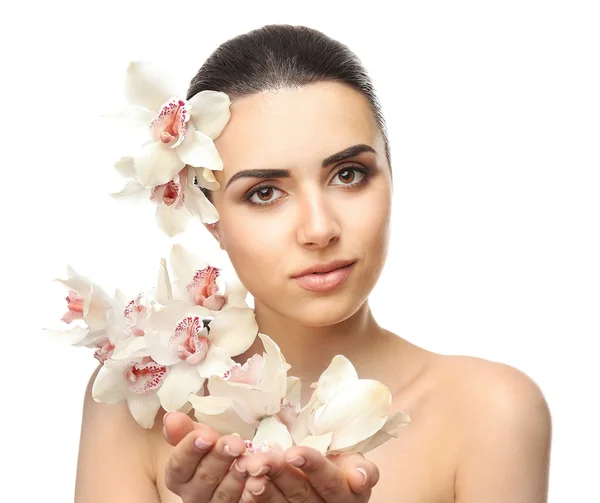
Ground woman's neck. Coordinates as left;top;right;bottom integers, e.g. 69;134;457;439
236;299;393;391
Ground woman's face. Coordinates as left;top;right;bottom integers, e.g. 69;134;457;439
208;82;392;326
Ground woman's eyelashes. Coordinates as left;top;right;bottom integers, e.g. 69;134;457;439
242;165;374;208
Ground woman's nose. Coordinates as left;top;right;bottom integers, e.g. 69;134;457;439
295;193;341;248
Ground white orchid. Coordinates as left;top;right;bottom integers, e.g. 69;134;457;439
112;158;220;236
290;355;411;455
44;266;114;349
104;259;173;363
167;243;248;311
188;334;299;451
92;355;168;429
108;61;231;234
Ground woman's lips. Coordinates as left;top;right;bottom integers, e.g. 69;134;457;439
292;262;356;292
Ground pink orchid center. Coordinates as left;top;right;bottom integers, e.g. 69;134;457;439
244;440;273;454
150;169;187;208
125;357;167;395
61;290;85;323
188;266;225;310
171;316;211;365
223;354;264;385
94;340;115;365
150;97;190;148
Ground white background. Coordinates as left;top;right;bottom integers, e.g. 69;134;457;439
1;0;598;501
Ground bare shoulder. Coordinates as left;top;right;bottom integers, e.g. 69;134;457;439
76;365;162;502
434;354;552;501
436;354;551;415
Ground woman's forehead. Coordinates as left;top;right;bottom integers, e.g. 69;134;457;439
213;82;381;173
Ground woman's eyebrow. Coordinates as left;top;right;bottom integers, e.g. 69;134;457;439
224;143;376;190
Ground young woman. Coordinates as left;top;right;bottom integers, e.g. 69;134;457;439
75;24;552;503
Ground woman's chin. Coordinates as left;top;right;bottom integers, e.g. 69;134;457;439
278;292;368;328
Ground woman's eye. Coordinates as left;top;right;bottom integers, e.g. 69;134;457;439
331;167;365;186
247;186;282;205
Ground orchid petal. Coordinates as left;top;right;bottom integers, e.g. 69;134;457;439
313;379;391;451
72;329;111;348
114;156;137;179
315;355;358;404
335;410;411;455
92;361;128;404
134;140;185;188
188;90;232;140
207;307;258;356
221;274;248;308
42;325;90;345
298;432;333;455
188;394;257;438
196;345;236;379
176;126;223;171
155;202;190;238
290;391;319;445
125;61;177;111
183;180;219;224
155;258;173;305
169;243;208;290
188;394;235;414
208;376;279;424
194;167;220;191
127;394;162;429
110;180;150;203
252;416;293;452
111;336;149;360
157;362;205;412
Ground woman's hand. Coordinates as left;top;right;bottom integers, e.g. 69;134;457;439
235;445;379;502
162;411;249;502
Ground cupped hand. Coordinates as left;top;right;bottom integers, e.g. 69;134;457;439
162;411;249;502
235;444;379;502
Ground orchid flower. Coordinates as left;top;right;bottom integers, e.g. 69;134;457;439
167;243;248;311
109;61;231;234
44;266;114;349
92;355;168;428
111;158;220;236
290;355;411;455
188;334;300;451
109;259;258;412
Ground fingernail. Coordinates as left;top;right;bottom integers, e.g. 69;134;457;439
233;459;248;477
251;485;266;496
241;491;253;503
162;412;171;425
357;467;368;486
194;437;212;450
288;456;306;467
249;465;270;477
224;443;242;456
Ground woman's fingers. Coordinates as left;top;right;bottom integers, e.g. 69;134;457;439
164;425;221;490
185;434;247;499
162;411;200;446
238;450;323;502
241;475;288;502
328;453;380;494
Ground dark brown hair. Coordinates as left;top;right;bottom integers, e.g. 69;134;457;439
187;24;391;201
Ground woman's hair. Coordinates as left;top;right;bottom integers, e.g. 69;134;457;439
187;24;391;201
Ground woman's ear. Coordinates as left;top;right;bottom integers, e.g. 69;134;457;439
204;222;225;250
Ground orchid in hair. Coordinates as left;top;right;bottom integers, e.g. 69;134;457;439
108;61;230;235
290;355;411;455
